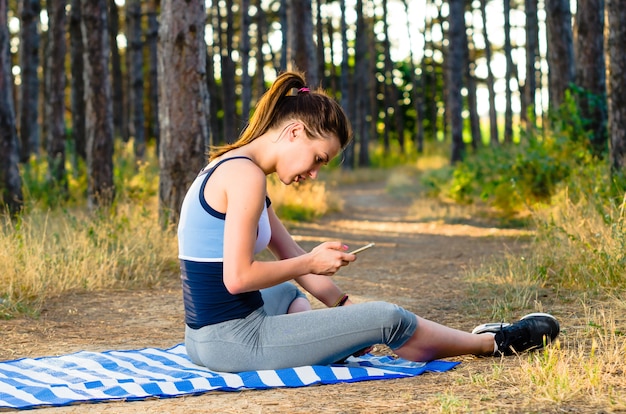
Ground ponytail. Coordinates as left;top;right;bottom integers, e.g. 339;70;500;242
208;71;352;161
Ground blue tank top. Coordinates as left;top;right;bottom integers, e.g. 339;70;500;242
177;156;271;328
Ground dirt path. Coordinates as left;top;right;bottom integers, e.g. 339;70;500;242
1;179;535;413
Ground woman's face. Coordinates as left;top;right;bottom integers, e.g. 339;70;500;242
278;123;341;185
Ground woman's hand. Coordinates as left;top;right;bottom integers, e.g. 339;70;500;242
308;241;355;276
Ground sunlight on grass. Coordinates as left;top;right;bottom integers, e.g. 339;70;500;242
511;305;626;409
0;201;178;318
266;173;343;221
531;188;626;292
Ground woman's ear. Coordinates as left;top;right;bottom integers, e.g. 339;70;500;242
289;122;305;141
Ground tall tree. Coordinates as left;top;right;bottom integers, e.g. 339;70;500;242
108;0;126;140
574;0;607;157
523;0;539;131
463;1;481;150
423;0;438;141
218;0;237;143
207;0;221;145
545;0;574;111
45;0;67;190
286;0;318;87
315;0;325;85
17;0;41;162
240;0;251;120
253;0;266;100
158;0;210;225
0;0;23;214
480;0;498;145
69;0;86;159
354;0;371;166
381;0;403;152
82;0;115;207
146;0;160;146
447;0;465;163
339;0;353;168
402;0;425;153
127;0;145;158
503;0;513;144
606;0;626;174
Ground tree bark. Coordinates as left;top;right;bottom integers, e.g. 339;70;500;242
447;0;465;163
127;0;146;158
574;0;607;157
545;0;575;111
503;0;513;144
0;0;23;214
339;0;353;168
17;0;41;162
158;0;210;226
606;0;626;174
69;0;86;159
45;0;67;189
286;0;318;87
146;0;160;146
108;0;126;141
240;0;252;120
402;0;425;153
253;0;266;101
354;0;370;166
524;0;539;130
463;0;481;150
219;0;237;142
480;0;498;146
82;0;115;207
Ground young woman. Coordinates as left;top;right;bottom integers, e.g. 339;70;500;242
177;71;559;372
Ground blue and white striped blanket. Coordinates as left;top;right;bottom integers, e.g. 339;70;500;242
0;344;459;410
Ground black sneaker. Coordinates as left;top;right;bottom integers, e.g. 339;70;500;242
472;313;560;356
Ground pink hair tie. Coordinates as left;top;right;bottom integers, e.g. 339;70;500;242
298;87;310;93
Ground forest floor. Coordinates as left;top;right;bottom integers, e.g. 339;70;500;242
0;178;602;413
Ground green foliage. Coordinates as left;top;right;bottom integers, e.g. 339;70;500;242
20;151;88;210
369;138;420;168
422;92;601;215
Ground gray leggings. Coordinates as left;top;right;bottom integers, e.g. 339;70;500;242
185;282;418;372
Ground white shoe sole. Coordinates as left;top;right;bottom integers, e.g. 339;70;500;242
471;322;511;335
472;313;558;335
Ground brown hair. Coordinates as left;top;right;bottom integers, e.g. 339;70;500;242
208;71;352;161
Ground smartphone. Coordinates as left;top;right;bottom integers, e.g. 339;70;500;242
348;242;375;255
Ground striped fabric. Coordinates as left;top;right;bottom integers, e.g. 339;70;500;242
0;344;459;410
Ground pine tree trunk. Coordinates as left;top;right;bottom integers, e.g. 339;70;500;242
447;0;465;163
17;0;41;162
464;16;481;150
45;0;67;189
545;0;575;110
158;0;210;226
219;0;237;142
402;0;425;153
339;0;353;169
0;0;23;214
240;0;252;120
254;0;266;101
286;0;318;87
69;0;86;160
108;0;126;141
574;0;607;157
82;0;115;207
480;0;498;146
127;0;145;158
146;0;160;147
503;0;513;144
606;0;626;174
524;0;539;130
354;0;370;167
